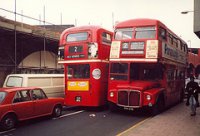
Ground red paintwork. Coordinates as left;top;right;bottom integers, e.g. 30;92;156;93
64;62;109;106
59;25;112;60
108;19;187;109
188;49;200;67
0;87;64;122
115;18;164;28
59;26;113;107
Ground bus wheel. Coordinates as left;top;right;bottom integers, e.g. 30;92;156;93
109;102;118;112
52;105;62;118
1;114;17;130
150;96;165;116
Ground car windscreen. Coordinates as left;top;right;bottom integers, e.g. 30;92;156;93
6;76;23;87
0;92;7;104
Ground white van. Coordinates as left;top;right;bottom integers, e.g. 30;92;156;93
3;74;65;98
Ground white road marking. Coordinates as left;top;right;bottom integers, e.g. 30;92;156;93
0;128;16;135
0;110;84;133
53;110;85;120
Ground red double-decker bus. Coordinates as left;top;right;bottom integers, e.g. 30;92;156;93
108;19;188;115
58;26;113;107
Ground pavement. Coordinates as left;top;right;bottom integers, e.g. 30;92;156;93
119;100;200;136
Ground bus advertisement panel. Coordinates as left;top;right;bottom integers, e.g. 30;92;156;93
58;26;113;107
108;19;188;115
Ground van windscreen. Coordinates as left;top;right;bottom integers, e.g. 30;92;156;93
6;76;23;87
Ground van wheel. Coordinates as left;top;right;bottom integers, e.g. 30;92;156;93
1;114;17;130
52;105;62;118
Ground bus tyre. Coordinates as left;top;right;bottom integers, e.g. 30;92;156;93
109;102;118;112
150;96;165;116
52;105;62;118
1;114;17;130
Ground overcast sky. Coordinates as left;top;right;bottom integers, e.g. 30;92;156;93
0;0;199;48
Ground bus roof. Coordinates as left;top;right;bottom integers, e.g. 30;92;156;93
115;18;164;28
62;25;104;32
59;25;112;46
115;18;187;44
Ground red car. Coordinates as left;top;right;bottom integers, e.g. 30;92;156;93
0;87;64;130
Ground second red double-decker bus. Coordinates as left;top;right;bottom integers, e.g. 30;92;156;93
108;19;188;115
58;26;113;107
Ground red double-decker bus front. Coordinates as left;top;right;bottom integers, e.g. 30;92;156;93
58;26;113;107
108;19;188;115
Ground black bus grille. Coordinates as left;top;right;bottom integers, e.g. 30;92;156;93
118;90;140;107
118;91;128;105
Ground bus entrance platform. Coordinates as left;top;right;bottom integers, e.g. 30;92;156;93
120;100;200;136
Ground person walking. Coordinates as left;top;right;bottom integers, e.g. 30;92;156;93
185;76;200;116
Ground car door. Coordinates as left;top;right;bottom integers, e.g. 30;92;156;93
12;90;35;120
31;89;52;116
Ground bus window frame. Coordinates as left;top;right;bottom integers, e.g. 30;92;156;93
66;32;89;43
135;26;156;39
101;31;112;45
67;64;90;79
114;28;134;40
110;62;129;81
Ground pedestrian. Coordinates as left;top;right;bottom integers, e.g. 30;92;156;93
185;75;200;108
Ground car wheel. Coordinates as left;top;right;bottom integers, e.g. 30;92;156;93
1;114;17;130
52;105;62;118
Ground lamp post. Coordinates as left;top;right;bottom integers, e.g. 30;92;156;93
181;10;194;14
14;0;17;73
181;10;194;49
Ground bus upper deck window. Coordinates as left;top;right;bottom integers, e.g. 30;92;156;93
159;27;166;40
135;26;156;39
66;32;88;42
114;28;133;40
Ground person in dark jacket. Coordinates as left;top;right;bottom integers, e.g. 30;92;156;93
185;76;200;107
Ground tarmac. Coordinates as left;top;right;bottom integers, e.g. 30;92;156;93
119;100;200;136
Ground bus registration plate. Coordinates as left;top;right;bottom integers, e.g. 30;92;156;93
124;107;134;111
75;96;81;102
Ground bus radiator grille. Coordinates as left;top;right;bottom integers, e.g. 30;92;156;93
118;90;140;107
118;91;128;106
129;91;140;106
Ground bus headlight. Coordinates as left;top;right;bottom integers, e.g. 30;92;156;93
110;92;114;97
146;94;151;101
